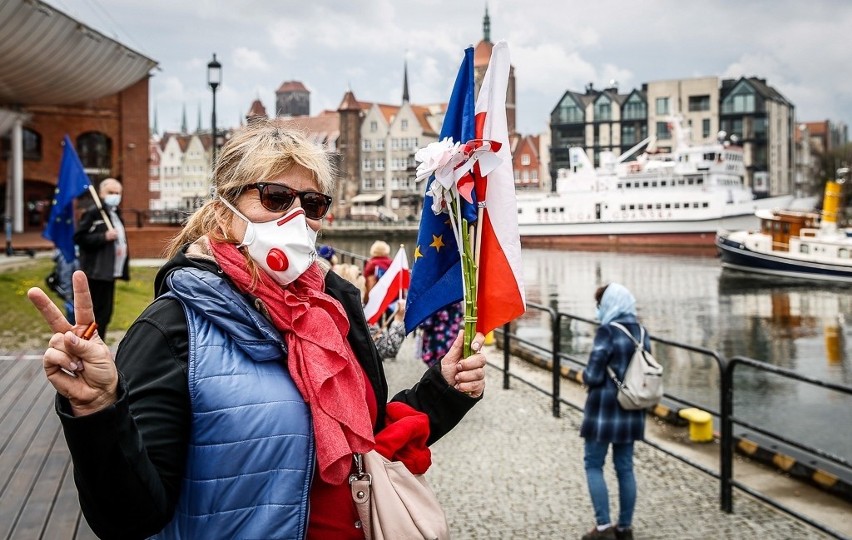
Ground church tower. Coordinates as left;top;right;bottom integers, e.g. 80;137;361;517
473;5;516;134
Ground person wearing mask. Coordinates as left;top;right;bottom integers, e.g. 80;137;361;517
73;178;129;342
27;121;487;539
580;283;648;540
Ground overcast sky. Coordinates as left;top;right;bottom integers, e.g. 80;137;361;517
49;0;852;139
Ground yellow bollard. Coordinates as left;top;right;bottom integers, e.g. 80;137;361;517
484;331;495;346
678;408;714;443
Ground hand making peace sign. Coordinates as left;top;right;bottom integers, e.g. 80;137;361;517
27;270;118;416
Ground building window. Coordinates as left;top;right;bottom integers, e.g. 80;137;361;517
554;97;584;124
362;159;371;171
401;119;408;131
370;121;378;132
656;97;669;115
76;131;112;182
702;119;711;138
362;139;371;151
688;95;711;112
722;82;757;114
623;95;647;120
521;154;530;166
594;97;611;121
656;122;671;139
375;158;384;171
376;139;384;150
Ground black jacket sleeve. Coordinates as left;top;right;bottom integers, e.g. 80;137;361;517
58;297;189;540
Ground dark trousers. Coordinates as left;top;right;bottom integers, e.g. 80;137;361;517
86;278;116;341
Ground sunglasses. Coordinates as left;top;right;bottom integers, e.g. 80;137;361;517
243;182;332;220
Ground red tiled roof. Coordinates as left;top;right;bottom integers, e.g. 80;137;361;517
247;99;267;118
474;39;493;67
276;80;309;93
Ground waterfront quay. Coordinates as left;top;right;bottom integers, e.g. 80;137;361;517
1;332;847;538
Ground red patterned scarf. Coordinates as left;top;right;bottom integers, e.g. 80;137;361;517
210;240;375;484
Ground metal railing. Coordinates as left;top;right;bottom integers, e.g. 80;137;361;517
493;302;852;539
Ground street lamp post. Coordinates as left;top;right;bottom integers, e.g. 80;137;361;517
207;53;222;168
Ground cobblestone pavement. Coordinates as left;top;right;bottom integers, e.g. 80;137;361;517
384;339;834;540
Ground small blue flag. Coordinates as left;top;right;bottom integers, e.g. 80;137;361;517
43;135;91;263
404;47;477;333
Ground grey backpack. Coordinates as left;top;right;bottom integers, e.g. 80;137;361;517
606;322;664;410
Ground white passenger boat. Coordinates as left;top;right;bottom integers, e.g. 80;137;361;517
517;119;806;248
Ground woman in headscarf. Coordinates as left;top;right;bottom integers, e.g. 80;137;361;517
27;121;486;539
579;283;649;540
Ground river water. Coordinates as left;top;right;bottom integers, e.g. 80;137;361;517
323;234;852;464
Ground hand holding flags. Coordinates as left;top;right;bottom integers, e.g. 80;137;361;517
405;42;525;355
43;135;91;264
364;246;410;325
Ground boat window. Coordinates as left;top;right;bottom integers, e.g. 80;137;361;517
621;204;626;211
652;181;657;187
617;183;623;189
687;179;694;185
697;178;704;185
702;202;709;208
655;203;661;209
800;244;809;254
665;203;671;209
840;248;849;259
704;153;717;161
536;208;541;214
643;182;649;187
693;202;700;208
629;204;635;210
661;181;667;187
674;203;680;209
560;208;566;213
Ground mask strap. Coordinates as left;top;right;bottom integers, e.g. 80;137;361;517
215;193;254;247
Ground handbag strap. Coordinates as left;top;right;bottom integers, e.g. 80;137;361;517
349;453;372;539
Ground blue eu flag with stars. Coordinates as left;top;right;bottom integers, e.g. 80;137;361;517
43;135;91;264
404;47;477;334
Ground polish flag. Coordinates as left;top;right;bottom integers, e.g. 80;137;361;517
473;41;526;334
364;246;411;325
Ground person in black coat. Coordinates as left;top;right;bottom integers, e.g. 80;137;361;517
73;178;129;341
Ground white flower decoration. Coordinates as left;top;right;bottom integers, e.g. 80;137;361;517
414;138;460;184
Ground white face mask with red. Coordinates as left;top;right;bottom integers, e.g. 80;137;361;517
220;197;318;287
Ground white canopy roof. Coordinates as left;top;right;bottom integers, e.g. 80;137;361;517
0;0;158;107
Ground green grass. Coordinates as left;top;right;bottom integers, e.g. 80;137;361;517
0;259;160;352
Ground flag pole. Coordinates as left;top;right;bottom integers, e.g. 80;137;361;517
87;185;115;232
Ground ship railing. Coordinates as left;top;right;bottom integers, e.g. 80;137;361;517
493;302;851;539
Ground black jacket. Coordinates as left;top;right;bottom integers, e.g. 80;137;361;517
57;246;478;539
74;205;130;281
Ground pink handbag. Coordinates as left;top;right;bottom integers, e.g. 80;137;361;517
349;450;450;540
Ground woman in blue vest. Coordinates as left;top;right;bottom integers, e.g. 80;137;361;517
27;121;487;539
580;283;649;540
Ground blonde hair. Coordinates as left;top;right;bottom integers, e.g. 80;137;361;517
166;120;336;258
369;240;391;258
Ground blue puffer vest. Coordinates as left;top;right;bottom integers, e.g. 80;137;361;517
153;267;314;540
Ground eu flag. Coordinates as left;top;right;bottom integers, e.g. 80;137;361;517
404;47;477;333
43;135;91;263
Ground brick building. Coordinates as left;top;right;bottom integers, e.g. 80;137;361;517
0;0;157;239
